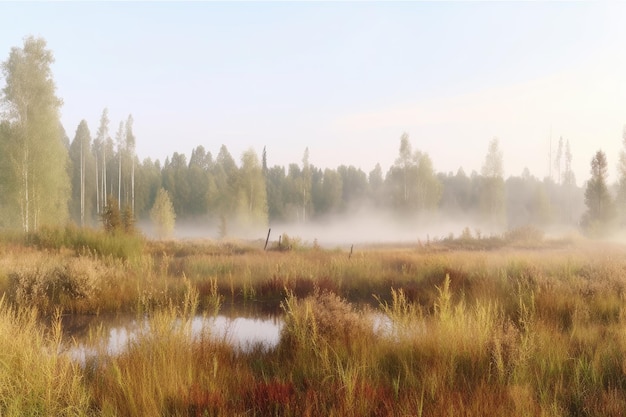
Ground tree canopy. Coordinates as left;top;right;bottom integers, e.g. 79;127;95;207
582;150;614;236
0;36;606;240
0;36;69;231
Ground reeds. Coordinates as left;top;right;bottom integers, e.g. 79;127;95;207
0;298;90;416
2;233;626;415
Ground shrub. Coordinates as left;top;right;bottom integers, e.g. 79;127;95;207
281;290;373;350
505;225;544;246
274;233;302;251
8;257;102;313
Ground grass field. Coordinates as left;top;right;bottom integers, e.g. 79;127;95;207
1;227;626;416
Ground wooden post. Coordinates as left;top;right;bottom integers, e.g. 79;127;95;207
349;244;353;259
264;228;271;250
278;235;282;250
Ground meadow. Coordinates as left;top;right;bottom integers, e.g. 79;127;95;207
1;226;626;416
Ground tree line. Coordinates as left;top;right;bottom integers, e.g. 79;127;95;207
1;36;624;239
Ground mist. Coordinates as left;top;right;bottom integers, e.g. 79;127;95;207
140;212;481;248
140;200;585;249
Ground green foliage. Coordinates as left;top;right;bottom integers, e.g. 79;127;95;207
101;195;122;233
504;225;544;245
121;205;136;234
0;301;91;415
150;187;176;239
234;148;268;230
26;225;144;260
582;150;615;236
274;233;303;251
0;36;70;232
9;256;100;312
1;35;590;236
68;119;96;227
386;133;442;213
3;239;626;415
480;138;506;228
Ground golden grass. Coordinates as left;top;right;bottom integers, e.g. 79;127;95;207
2;233;626;415
0;298;90;416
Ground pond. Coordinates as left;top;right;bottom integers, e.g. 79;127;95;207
61;303;394;365
62;306;285;365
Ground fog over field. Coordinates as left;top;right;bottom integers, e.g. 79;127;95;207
0;2;622;241
156;209;482;246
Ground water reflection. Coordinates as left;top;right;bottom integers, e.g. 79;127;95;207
65;310;284;364
63;303;395;364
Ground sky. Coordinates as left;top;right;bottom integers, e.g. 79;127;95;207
2;1;626;185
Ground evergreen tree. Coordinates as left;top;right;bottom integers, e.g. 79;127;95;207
161;152;190;218
133;158;161;219
582;150;614;236
368;163;384;206
101;195;122;233
317;168;343;214
211;145;238;226
187;145;213;218
121;204;135;234
265;165;287;222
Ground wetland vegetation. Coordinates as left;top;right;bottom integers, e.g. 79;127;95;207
1;227;626;416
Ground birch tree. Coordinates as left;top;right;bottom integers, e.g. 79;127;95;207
386;133;442;213
150;187;176;239
0;36;69;231
94;108;110;213
235;148;268;230
554;136;563;185
479;137;506;229
300;147;312;222
69;120;95;226
115;120;124;209
125;114;136;213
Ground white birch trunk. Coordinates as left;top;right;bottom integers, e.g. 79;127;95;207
131;159;135;214
80;138;84;226
95;157;99;214
21;146;29;233
102;148;107;209
118;151;121;209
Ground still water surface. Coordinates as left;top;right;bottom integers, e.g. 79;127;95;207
62;304;392;364
63;308;284;364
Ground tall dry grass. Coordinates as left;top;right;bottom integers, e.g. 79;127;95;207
3;233;626;415
0;298;90;416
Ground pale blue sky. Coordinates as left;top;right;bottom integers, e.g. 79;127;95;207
2;1;626;183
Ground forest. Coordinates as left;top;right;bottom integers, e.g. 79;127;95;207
1;36;623;241
6;36;626;417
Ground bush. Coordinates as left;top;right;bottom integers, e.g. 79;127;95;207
504;226;544;245
274;233;303;251
281;290;373;350
101;196;123;234
9;257;100;312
